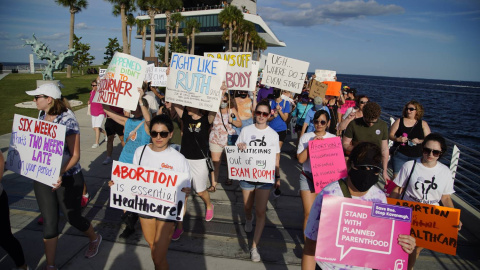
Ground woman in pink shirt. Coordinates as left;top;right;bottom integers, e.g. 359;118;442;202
88;79;107;148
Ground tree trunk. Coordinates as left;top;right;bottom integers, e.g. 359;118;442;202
165;11;171;65
142;25;147;60
149;10;156;57
121;4;128;54
257;49;260;60
128;27;133;54
251;41;254;53
186;36;190;55
67;10;75;78
190;29;195;55
175;22;179;39
243;33;248;52
228;23;233;52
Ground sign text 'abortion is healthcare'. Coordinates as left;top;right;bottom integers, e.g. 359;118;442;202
94;52;147;111
205;52;259;91
225;146;276;184
7;114;66;187
316;196;412;270
166;53;227;112
110;161;190;221
262;53;309;94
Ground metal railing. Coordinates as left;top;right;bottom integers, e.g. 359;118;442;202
381;112;480;211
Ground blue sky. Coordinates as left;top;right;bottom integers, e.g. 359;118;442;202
1;0;479;81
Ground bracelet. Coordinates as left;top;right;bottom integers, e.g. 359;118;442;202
275;175;280;179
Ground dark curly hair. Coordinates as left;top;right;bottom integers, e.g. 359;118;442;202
362;102;382;122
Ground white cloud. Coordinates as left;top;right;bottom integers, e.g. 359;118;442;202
38;33;68;41
76;22;91;29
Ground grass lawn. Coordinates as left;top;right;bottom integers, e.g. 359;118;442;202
0;72;98;135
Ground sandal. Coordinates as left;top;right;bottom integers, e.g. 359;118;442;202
207;185;216;193
225;179;233;186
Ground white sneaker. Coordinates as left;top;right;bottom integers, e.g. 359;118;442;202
102;157;112;165
244;215;254;233
250;247;261;262
92;144;99;148
104;136;108;142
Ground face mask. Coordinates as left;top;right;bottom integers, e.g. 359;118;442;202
239;94;248;98
348;168;379;192
220;102;228;109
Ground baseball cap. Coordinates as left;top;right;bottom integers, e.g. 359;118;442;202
314;96;323;105
26;83;62;99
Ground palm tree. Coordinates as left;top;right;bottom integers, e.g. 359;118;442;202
248;29;258;53
136;19;149;59
126;13;136;54
161;0;183;65
107;0;135;54
185;19;201;55
218;5;243;52
137;0;161;57
183;22;192;54
55;0;88;78
242;21;255;52
170;12;184;39
256;37;267;60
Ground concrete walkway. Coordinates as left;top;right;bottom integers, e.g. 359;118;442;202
0;106;479;270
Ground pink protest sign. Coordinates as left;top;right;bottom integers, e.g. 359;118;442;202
309;137;347;193
316;195;412;270
340;100;356;114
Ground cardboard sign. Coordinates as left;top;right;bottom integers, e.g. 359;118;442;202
262;53;309;94
110;161;190;221
151;67;167;87
316;195;411;269
166;53;228;112
315;69;336;82
225;146;276;183
145;64;155;82
324;81;342;96
387;198;460;255
308;80;328;99
309;137;348;193
205;52;259;91
93;52;148;111
99;69;107;77
340;100;356;114
6;114;66;187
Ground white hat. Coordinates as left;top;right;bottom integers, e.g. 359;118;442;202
26;83;62;99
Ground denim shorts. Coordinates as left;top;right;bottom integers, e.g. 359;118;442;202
239;180;273;191
392;152;418;174
299;171;315;192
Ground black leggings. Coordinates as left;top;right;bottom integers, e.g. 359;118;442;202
0;190;26;267
33;172;91;239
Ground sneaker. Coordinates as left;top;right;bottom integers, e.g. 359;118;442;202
81;193;89;208
92;144;99;149
244;215;254;233
37;216;44;225
85;234;102;258
119;227;135;239
250;247;261;262
171;228;183;241
102;156;112;165
205;204;214;222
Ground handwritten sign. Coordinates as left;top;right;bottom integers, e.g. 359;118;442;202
387;198;460;255
340;100;356;114
205;52;259;91
225;146;276;183
324;81;342;96
6;114;66;187
308;80;328;99
110;161;190;221
151;67;167;87
262;53;309;94
309;137;347;193
315;69;336;82
316;195;411;269
93;52;148;111
99;69;107;77
166;53;227;112
145;63;155;82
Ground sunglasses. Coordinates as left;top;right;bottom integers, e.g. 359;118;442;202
150;131;169;138
34;95;48;100
313;119;327;125
407;107;416;111
355;164;383;174
423;147;442;157
360;101;368;105
91;84;97;87
255;111;270;117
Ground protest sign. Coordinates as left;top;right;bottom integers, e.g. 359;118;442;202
315;69;336;82
316;195;411;270
151;67;167;87
387;198;460;255
93;52;148;111
205;52;259;91
225;146;276;183
262;53;309;94
340;100;356;114
309;137;347;193
259;54;267;69
6;114;66;187
166;53;228;112
99;69;107;77
110;161;190;221
324;81;342;96
308;80;328;99
145;63;155;82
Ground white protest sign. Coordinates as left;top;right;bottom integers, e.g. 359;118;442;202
166;53;228;112
262;53;309;94
6;114;66;187
259;54;267;69
204;52;259;91
151;67;167;87
225;146;276;183
315;69;336;82
93;52;148;111
110;161;190;221
145;63;155;82
99;69;107;77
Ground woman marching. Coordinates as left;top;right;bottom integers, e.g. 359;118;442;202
109;115;191;269
296;110;336;237
236;100;281;262
25;83;101;269
88;79;107;148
